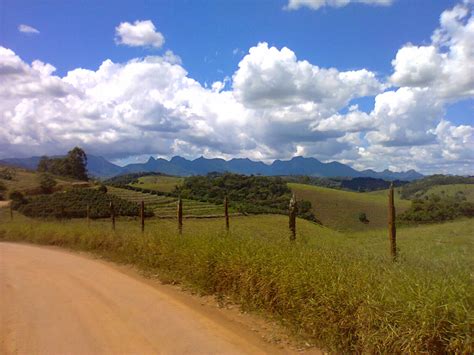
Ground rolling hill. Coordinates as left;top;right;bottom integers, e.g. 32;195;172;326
289;183;411;232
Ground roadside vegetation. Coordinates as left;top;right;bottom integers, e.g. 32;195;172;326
0;210;471;353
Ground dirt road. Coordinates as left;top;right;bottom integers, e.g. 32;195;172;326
0;242;299;354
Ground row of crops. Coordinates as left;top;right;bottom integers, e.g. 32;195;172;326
106;186;232;217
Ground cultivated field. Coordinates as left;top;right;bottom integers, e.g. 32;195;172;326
130;175;184;193
106;186;231;217
0;208;471;353
289;183;411;232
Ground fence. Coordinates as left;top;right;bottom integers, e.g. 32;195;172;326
4;190;398;260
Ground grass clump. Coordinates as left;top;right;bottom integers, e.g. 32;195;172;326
0;211;472;353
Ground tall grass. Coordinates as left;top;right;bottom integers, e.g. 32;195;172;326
0;210;472;353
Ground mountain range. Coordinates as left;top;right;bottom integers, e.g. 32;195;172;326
0;155;424;181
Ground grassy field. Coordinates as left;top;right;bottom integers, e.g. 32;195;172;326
0;209;471;353
107;186;232;217
0;166;78;196
289;183;411;232
130;175;183;193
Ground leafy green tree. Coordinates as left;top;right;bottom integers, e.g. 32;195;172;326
36;147;88;181
39;173;57;194
66;147;88;181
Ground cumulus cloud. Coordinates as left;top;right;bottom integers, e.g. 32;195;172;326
0;2;473;174
233;42;383;110
115;20;165;48
285;0;394;11
18;24;40;34
390;2;474;100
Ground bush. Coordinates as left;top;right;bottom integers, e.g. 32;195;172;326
358;212;369;223
9;190;27;209
98;184;108;193
39;173;57;194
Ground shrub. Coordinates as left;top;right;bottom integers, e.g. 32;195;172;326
358;212;369;223
98;184;108;193
38;173;57;194
9;190;27;209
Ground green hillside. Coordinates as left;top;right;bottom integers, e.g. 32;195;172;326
130;175;183;193
0;165;81;197
289;183;410;232
421;184;474;202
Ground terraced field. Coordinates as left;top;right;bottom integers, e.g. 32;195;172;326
107;186;230;217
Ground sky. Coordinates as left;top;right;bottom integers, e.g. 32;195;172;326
0;0;473;174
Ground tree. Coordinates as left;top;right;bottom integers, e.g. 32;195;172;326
39;173;57;194
36;147;88;181
66;147;88;181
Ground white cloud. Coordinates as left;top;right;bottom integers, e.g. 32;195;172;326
115;20;165;48
390;2;474;100
232;42;383;110
18;24;40;34
0;2;473;175
285;0;394;11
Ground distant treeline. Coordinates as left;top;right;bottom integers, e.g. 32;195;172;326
284;176;407;192
176;173;318;222
399;192;474;223
37;147;88;181
400;175;474;199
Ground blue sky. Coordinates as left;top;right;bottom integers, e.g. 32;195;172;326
0;0;473;174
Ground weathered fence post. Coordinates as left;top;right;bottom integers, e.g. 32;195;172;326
177;197;183;234
110;201;115;231
86;204;90;227
10;202;13;221
388;183;397;261
224;196;229;231
140;200;145;233
289;194;297;241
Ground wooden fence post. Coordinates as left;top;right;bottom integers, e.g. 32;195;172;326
140;200;145;233
388;183;397;261
224;196;229;231
289;194;297;241
110;201;115;231
10;202;13;221
177;197;183;234
86;204;90;227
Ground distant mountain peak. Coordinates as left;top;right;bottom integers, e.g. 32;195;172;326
0;154;424;181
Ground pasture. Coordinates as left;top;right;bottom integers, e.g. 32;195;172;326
289;183;411;232
130;175;184;193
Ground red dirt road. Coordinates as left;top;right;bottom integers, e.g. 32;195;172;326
0;242;302;354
